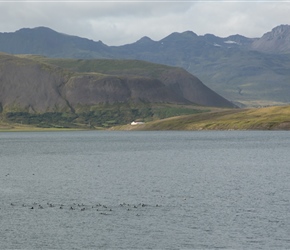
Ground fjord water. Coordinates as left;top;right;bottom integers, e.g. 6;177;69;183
1;131;290;249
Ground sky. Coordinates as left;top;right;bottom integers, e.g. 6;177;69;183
0;0;290;46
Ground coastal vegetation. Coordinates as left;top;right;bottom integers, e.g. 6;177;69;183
0;103;206;130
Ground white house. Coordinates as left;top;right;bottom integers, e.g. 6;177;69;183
131;121;145;125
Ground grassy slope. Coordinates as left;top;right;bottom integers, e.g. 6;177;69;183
112;105;290;131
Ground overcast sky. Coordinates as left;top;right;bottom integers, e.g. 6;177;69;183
0;0;290;45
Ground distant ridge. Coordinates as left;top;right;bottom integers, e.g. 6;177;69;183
0;26;110;58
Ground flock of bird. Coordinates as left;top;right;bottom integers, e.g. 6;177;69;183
6;201;161;215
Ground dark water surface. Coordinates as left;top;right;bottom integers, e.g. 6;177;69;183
1;131;290;249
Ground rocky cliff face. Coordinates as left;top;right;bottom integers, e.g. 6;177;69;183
0;53;69;112
62;74;187;106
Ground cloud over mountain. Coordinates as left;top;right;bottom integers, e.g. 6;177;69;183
0;1;290;45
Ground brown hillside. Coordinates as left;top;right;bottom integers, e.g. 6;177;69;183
0;53;192;113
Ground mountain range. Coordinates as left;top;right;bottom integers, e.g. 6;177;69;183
1;25;290;106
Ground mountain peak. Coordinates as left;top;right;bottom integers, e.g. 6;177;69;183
264;24;290;40
251;24;290;53
16;26;57;34
160;31;198;44
136;36;154;44
180;30;198;38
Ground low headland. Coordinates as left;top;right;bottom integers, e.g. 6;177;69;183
1;105;290;132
